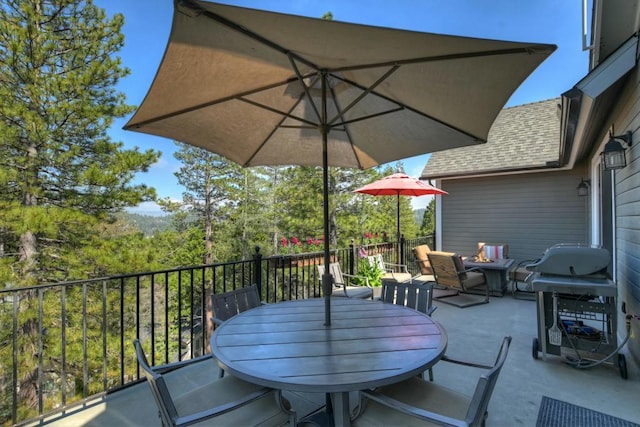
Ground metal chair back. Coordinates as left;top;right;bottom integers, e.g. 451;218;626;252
211;284;261;325
380;279;435;315
133;339;179;426
465;336;512;425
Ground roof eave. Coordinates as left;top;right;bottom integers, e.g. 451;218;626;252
559;34;639;166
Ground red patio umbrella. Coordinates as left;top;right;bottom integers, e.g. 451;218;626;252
354;173;447;250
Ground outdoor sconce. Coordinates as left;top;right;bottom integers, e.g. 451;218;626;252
601;131;632;171
577;178;590;196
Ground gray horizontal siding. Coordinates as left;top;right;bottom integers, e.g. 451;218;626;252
440;170;588;261
614;68;640;310
612;67;640;327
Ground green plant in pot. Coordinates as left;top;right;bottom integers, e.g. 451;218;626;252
356;258;383;287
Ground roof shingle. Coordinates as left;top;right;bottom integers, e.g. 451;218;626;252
420;98;560;179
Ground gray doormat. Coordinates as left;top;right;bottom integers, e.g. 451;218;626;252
537;396;639;427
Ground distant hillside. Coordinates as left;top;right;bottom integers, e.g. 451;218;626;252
120;210;425;236
118;212;173;236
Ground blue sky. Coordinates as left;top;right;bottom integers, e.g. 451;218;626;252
95;0;589;214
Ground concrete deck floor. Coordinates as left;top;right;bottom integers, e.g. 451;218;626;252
27;291;639;426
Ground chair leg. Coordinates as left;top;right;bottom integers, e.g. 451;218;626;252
512;279;536;300
418;368;434;381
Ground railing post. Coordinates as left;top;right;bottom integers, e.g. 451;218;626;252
349;239;355;275
253;246;262;296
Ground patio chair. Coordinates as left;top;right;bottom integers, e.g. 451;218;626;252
427;251;490;308
211;285;264;378
133;339;296;427
211;284;263;326
317;263;373;299
353;336;512;427
380;278;436;316
367;253;413;282
380;278;436;381
510;259;538;300
412;244;436;282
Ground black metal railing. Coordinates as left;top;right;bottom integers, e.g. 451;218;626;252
1;235;433;425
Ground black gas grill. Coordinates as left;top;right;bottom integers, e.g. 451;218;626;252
527;244;627;378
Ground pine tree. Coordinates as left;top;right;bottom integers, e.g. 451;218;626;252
0;0;159;283
420;198;436;236
0;0;159;418
160;142;243;265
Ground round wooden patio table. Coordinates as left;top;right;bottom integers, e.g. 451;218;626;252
211;297;447;426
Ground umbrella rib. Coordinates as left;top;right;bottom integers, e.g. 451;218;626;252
180;0;552;75
337;107;406;126
326;46;552;139
329;73;484;143
125;76;306;129
182;1;320;71
328;45;554;74
243;88;318;166
288;54;323;125
237;97;319;128
326;80;362;169
327;65;400;126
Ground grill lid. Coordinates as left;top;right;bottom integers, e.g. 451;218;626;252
527;244;610;277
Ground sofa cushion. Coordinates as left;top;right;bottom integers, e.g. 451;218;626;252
413;245;432;274
480;243;508;260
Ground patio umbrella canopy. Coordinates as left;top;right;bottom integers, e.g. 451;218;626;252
354;173;447;245
124;0;556;325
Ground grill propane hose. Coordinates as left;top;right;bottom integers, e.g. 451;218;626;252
565;314;635;369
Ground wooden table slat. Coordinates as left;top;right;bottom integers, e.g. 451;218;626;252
216;322;442;346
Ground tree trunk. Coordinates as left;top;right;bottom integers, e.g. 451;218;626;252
330;207;338;247
204;169;213;265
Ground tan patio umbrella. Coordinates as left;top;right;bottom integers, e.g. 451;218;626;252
124;0;555;325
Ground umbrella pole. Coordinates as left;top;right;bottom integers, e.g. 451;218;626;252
396;193;401;264
322;136;332;327
320;74;335;420
321;72;332;327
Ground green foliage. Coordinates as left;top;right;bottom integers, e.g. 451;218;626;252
162;143;244;264
161;153;425;265
420;198;436;236
0;0;160;283
116;213;172;236
0;0;160;420
355;258;383;287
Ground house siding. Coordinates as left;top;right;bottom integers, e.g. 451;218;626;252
440;170;589;260
610;67;640;366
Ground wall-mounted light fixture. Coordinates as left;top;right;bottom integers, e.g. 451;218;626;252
577;178;590;196
601;130;632;171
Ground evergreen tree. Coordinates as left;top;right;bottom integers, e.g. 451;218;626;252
0;0;159;283
275;166;325;247
231;167;273;259
160;142;243;264
420;198;436;236
274;165;400;249
0;0;159;418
